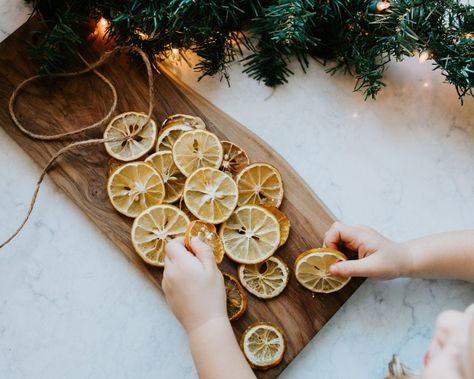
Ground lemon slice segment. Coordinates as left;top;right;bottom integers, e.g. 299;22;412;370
262;205;290;246
131;204;190;267
183;167;238;224
107;157;122;176
172;130;223;177
104;112;157;161
240;322;285;369
223;273;247;321
220;141;250;177
162;114;206;130
156;124;193;151
236;163;284;208
184;220;224;264
219;205;280;264
294;248;351;293
176;197;198;221
107;162;165;217
145;151;186;203
238;256;289;299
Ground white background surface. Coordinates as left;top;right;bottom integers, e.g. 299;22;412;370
1;1;473;378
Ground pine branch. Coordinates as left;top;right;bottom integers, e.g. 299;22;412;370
371;0;473;100
244;0;320;85
27;2;92;74
242;36;294;86
25;0;474;102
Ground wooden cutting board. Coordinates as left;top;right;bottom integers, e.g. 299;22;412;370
0;18;364;378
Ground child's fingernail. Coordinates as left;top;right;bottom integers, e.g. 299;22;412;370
423;352;430;366
330;264;339;275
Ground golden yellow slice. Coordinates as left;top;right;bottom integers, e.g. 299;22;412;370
131;204;190;267
104;112;157;161
236;163;284;208
172;130;223;177
220;141;250;177
107;162;165;217
238;256;289;299
294;248;351;293
162;114;206;130
262;205;290;246
183;167;238;224
156;124;193;151
176;197;197;221
145;151;186;203
219;205;280;264
223;273;247;321
240;322;285;369
184;220;224;264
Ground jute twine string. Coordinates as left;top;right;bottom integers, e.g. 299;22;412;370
1;46;155;248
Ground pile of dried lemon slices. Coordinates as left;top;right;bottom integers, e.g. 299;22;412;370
104;111;351;370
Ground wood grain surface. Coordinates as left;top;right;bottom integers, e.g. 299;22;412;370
0;18;364;378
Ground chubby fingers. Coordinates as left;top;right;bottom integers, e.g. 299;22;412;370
324;221;371;251
163;238;191;290
190;237;216;267
164;236;216;267
165;237;187;260
329;254;380;278
165;237;198;266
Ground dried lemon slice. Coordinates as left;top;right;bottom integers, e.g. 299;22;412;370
223;273;247;321
131;204;190;267
156;124;193;151
184;220;224;264
162;114;206;130
236;163;284;208
294;248;351;293
145;151;186;203
172;130;223;177
104;112;157;161
107;157;122;176
240;322;285;369
107;162;165;217
183;167;238;224
219;205;280;264
262;205;290;246
238;256;289;299
176;197;197;221
220;141;250;177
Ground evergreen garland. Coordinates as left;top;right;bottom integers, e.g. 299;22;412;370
27;0;474;102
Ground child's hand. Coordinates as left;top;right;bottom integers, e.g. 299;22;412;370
162;237;227;334
324;222;412;279
164;238;256;379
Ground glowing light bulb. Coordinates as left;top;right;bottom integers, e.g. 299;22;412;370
423;81;429;88
376;1;391;11
96;17;109;37
169;48;181;64
419;51;430;63
137;31;148;40
99;18;109;28
352;112;359;119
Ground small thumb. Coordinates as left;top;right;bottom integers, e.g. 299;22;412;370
330;255;380;278
190;238;216;266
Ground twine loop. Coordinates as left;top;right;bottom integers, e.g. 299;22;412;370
1;46;155;248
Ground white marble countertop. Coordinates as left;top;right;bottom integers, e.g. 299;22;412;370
1;2;473;378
